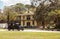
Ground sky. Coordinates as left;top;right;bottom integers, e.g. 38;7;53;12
0;0;31;10
0;0;4;9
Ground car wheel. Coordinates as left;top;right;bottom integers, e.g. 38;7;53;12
8;29;11;31
12;29;14;31
17;29;20;31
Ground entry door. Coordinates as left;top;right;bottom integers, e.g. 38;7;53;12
27;22;30;26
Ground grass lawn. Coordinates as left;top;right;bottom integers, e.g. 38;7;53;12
0;31;60;39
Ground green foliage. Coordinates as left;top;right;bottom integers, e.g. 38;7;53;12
0;13;7;21
4;7;18;21
3;3;35;22
13;3;26;14
31;0;60;29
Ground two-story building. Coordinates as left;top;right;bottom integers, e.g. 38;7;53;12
17;12;37;28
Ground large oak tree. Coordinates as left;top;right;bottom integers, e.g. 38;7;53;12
30;0;60;29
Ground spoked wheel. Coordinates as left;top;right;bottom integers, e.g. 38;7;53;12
12;29;14;31
21;28;24;31
8;29;11;31
17;29;20;31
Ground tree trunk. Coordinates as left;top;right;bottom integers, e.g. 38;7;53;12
37;21;41;28
41;20;45;29
56;16;60;29
7;13;10;27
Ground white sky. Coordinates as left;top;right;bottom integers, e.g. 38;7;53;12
1;0;31;6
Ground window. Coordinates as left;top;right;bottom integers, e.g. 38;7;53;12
19;21;21;25
27;15;30;20
33;16;34;18
23;21;25;26
32;21;34;25
32;15;34;19
19;16;21;20
23;16;25;20
27;22;30;26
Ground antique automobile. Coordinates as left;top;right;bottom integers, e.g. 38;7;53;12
8;22;24;31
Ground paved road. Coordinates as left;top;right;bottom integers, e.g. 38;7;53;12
0;29;60;33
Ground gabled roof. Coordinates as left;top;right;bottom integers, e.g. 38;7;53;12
18;11;34;16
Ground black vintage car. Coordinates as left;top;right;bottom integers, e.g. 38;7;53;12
8;22;24;31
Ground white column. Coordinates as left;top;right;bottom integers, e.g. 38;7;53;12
25;15;26;20
21;21;23;26
30;21;33;26
34;21;37;26
21;15;23;20
25;21;27;26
